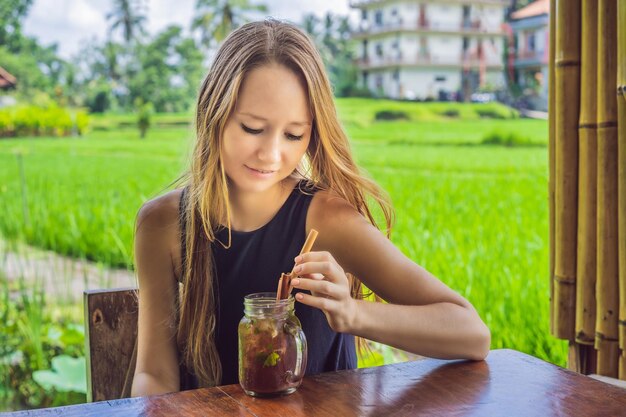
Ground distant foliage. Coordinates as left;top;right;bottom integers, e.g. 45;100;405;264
374;110;409;121
192;0;268;49
74;110;90;136
87;89;112;114
475;104;519;120
0;105;89;137
441;108;460;118
0;106;90;138
301;12;359;97
135;99;154;139
347;86;375;98
481;130;534;147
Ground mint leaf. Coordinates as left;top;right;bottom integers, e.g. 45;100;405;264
263;351;281;367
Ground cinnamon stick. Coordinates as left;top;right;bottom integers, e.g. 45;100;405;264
275;229;319;301
276;272;292;301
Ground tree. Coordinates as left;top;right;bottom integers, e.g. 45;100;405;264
106;0;147;44
0;0;34;52
128;25;204;112
302;13;320;39
192;0;268;50
300;12;359;97
135;98;153;138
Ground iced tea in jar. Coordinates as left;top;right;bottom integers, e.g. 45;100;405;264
238;292;307;396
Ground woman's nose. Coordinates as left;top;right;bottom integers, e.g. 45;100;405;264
257;134;281;163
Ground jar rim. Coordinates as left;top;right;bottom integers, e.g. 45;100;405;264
244;292;294;307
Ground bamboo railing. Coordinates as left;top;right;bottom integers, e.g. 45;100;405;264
548;0;556;336
552;0;580;343
595;0;619;377
550;0;626;379
618;0;626;380
573;0;598;373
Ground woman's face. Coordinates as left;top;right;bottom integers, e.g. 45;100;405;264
221;63;313;194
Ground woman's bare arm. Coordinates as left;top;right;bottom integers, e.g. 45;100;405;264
131;191;182;396
302;192;490;360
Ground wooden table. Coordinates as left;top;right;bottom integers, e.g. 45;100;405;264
6;349;626;416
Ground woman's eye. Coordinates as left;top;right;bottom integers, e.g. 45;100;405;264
241;123;303;141
241;124;262;135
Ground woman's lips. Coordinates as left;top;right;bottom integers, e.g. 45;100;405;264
245;165;276;177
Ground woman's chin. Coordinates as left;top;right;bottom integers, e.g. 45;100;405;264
229;174;282;194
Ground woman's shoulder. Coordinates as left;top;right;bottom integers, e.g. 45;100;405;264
136;188;185;235
308;189;365;234
135;188;186;280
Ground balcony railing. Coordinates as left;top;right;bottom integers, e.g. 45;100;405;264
516;49;547;63
356;54;503;69
353;20;505;37
349;0;511;8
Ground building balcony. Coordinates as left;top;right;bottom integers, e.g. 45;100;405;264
349;0;511;8
515;49;548;67
356;54;504;70
352;20;506;40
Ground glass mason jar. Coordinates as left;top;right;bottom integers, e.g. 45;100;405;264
238;292;307;397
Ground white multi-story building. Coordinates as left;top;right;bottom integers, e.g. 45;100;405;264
350;0;510;101
509;0;549;111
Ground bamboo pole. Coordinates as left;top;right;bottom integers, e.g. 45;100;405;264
575;0;598;351
568;342;597;374
595;0;619;378
553;0;581;341
617;0;626;381
549;0;556;336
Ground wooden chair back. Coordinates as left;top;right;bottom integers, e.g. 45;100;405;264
84;287;138;402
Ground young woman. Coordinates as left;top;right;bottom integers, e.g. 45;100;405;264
131;19;490;397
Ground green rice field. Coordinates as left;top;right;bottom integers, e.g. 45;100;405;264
0;98;566;374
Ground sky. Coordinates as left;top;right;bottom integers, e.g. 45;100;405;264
23;0;354;60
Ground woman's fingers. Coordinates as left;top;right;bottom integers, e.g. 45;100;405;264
293;260;343;283
295;251;337;264
294;291;335;312
297;272;325;280
291;277;335;297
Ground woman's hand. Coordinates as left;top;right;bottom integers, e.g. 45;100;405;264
290;251;358;333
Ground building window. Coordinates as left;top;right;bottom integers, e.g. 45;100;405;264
462;37;470;51
435;75;446;82
361;9;368;20
528;32;536;51
375;74;383;89
375;43;383;57
375;10;383;26
393;69;400;81
462;5;471;28
363;71;369;87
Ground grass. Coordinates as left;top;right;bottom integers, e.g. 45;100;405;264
0;99;566;373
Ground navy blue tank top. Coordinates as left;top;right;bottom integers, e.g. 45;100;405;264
180;181;357;387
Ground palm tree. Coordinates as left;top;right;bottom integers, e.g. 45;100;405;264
302;13;320;39
106;0;147;44
102;41;123;81
192;0;268;50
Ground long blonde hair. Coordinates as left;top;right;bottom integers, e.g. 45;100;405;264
178;18;394;387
